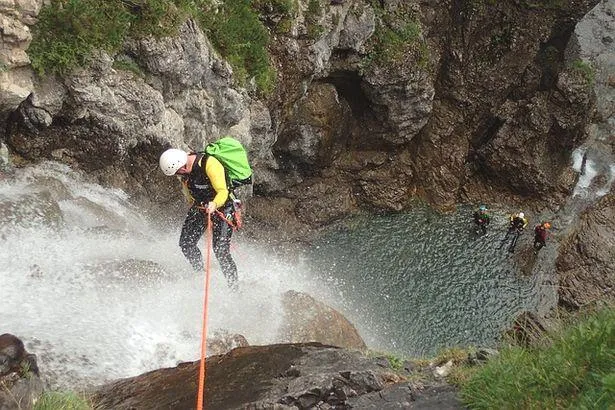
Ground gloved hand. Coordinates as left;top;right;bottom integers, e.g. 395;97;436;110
206;201;217;214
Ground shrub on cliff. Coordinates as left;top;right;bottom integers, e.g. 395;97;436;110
28;0;277;94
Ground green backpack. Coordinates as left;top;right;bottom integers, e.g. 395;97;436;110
204;136;253;188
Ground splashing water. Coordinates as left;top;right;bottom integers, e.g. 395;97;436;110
0;162;557;389
571;146;614;199
0;162;332;389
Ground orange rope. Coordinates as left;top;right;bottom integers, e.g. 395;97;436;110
196;212;213;410
214;210;239;230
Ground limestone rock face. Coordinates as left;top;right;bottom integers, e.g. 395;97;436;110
556;193;615;309
0;0;44;116
1;0;603;219
3;18;272;210
0;2;611;301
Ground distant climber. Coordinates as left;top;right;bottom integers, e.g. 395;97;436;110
508;212;528;233
533;222;551;254
473;205;490;235
499;212;528;253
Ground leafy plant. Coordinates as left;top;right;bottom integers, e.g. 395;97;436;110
361;3;426;72
304;0;324;38
385;353;405;371
29;0;134;75
194;0;276;94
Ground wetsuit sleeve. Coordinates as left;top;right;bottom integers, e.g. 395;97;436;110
205;156;229;208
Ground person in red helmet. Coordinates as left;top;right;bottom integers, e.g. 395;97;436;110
533;222;551;253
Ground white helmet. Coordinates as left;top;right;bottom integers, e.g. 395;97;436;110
518;212;525;218
159;149;188;176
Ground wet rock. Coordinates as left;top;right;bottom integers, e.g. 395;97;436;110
279;290;367;351
506;311;553;347
90;343;460;409
433;360;453;378
0;334;43;410
0;190;63;232
556;193;615;309
208;330;249;357
81;258;172;285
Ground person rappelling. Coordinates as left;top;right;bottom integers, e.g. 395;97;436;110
158;138;252;291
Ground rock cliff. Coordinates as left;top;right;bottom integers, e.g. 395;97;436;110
0;0;612;347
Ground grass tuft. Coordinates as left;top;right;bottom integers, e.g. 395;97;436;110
460;307;615;409
34;391;92;410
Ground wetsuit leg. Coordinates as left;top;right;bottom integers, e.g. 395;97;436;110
212;206;238;289
179;206;206;272
533;238;545;251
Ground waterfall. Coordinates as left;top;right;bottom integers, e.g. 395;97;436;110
0;162;329;389
568;0;615;201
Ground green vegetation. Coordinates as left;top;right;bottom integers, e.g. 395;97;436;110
460;307;615;409
29;0;135;75
197;0;276;94
305;0;324;39
570;59;595;86
112;57;144;77
434;346;472;365
34;391;92;410
361;2;427;71
252;0;297;34
28;0;281;94
385;353;405;371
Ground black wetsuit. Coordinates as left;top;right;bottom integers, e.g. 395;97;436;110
533;225;547;251
179;154;237;289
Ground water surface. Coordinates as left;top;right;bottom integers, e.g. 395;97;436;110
306;206;556;357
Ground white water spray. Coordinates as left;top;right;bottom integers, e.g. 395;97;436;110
0;162;337;389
